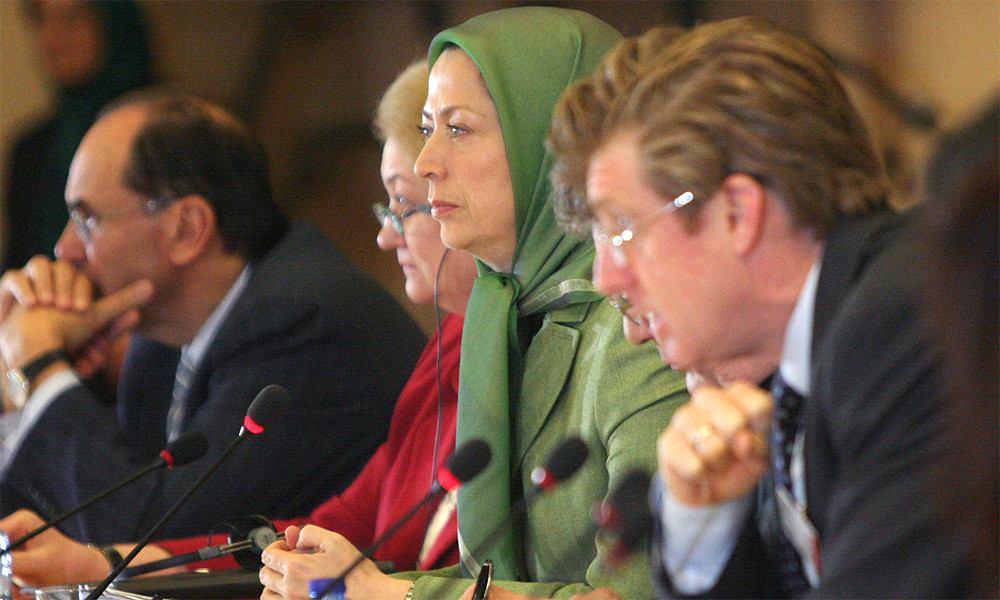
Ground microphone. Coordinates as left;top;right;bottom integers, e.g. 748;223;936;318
312;438;491;599
84;385;290;600
120;528;285;578
467;436;589;564
547;468;652;578
593;470;652;566
0;430;208;556
240;385;288;436
529;436;589;491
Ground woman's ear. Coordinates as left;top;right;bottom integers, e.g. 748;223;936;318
719;173;767;256
165;195;216;267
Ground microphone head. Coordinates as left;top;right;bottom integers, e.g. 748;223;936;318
160;430;209;468
241;385;290;435
437;438;491;491
531;436;589;490
594;469;650;530
606;471;653;565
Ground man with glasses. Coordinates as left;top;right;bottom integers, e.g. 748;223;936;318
0;94;425;549
550;18;971;598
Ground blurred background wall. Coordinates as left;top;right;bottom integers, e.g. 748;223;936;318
2;0;997;332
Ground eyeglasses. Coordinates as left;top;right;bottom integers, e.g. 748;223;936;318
68;198;171;244
609;294;641;326
372;202;432;235
592;191;695;268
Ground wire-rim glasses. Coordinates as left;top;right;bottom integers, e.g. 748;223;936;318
68;198;171;244
372;202;432;235
609;294;641;326
593;191;695;268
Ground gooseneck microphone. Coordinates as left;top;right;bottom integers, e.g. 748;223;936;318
312;438;492;599
84;385;290;600
0;430;208;556
548;468;653;578
593;469;652;566
468;436;590;564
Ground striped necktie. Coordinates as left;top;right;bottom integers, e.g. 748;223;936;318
166;352;196;442
770;372;811;596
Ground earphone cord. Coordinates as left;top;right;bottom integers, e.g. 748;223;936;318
426;248;451;521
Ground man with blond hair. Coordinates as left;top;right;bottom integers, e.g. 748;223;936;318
549;18;972;598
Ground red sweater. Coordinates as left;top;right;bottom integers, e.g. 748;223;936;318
156;314;463;572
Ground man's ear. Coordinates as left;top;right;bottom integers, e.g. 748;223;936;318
165;195;216;267
719;173;768;256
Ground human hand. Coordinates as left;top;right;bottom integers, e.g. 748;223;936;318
0;279;152;372
0;257;95;322
259;525;411;600
658;382;772;506
0;509;110;587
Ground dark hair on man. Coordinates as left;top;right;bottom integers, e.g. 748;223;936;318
102;92;288;261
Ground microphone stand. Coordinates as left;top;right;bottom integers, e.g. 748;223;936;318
119;532;285;578
85;434;251;600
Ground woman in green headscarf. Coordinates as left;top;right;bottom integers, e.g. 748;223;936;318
259;7;687;600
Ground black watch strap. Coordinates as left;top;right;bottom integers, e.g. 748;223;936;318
21;349;72;381
89;544;124;569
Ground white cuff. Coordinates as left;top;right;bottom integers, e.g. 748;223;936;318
658;475;753;594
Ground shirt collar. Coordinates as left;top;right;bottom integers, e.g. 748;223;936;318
779;259;821;396
181;265;252;368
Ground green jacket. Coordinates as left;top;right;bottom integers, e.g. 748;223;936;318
398;298;688;598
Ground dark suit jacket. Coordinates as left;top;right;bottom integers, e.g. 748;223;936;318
655;209;971;598
0;222;426;543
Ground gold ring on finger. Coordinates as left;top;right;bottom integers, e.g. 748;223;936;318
689;424;714;450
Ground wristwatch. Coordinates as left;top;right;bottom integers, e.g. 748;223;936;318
3;349;72;411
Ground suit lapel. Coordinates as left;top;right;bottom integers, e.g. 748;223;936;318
514;302;588;469
116;335;180;459
811;209;897;360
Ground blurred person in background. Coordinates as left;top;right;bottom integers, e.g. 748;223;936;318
4;0;155;272
922;96;998;599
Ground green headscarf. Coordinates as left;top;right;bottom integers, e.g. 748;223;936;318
428;7;621;580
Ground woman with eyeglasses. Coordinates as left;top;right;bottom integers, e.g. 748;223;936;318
157;61;479;574
260;8;687;600
0;60;479;588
